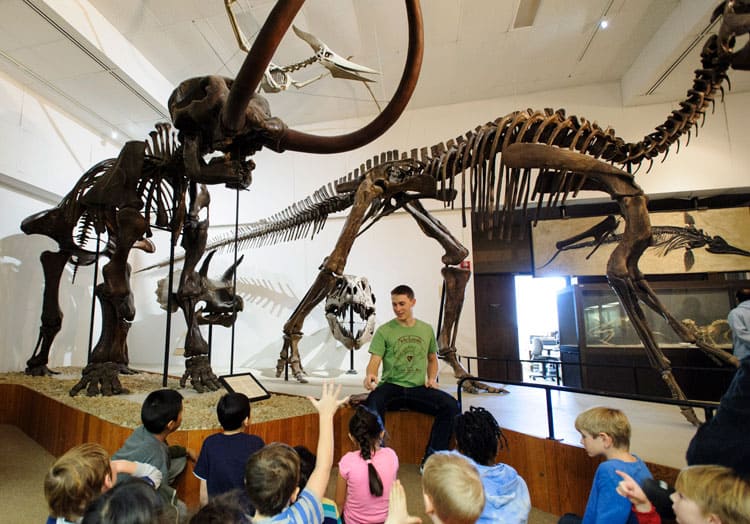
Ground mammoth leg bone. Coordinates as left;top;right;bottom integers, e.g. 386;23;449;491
25;250;70;376
403;201;504;393
278;178;384;382
70;207;147;396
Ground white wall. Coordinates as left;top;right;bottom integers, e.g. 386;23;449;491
2;71;749;376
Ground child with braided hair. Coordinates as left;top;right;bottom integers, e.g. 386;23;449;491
336;405;399;524
454;406;531;524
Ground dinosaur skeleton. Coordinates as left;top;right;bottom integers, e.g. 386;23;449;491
538;213;750;271
225;0;378;94
21;0;424;395
202;1;749;419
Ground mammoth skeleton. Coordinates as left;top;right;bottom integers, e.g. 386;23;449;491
21;0;424;395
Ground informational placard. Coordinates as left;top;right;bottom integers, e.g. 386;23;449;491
219;372;271;401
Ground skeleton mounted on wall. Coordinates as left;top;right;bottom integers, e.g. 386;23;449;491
20;0;424;396
205;1;750;420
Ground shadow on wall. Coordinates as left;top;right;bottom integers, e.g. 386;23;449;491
0;234;94;372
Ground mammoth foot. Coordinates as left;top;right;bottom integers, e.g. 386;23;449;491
180;355;221;393
117;364;140;375
275;358;307;383
70;362;128;397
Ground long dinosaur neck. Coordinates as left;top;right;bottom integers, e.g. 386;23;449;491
623;33;731;168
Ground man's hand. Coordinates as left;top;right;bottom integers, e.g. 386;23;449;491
364;373;379;391
425;377;438;389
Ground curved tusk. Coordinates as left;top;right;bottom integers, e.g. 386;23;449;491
271;0;424;154
222;0;306;135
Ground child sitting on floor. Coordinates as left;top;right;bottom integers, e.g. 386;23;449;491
558;406;652;524
44;442;162;524
244;382;348;523
336;405;399;524
421;452;484;524
193;392;264;510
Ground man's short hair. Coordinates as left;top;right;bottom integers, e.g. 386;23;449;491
45;443;112;521
575;406;631;450
422;452;484;524
141;389;183;434
245;443;300;517
736;288;750;304
676;465;750;523
217;392;250;431
390;285;414;299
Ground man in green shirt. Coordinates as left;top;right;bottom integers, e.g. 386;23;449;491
364;284;460;468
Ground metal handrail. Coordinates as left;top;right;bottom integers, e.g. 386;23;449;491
456;375;720;441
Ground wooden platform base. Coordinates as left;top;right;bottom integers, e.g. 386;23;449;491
1;383;677;515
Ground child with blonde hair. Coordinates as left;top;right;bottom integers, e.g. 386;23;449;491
421;452;484;524
335;405;399;524
616;464;750;524
558;406;652;524
44;443;161;524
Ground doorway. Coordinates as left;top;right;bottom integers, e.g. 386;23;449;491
514;274;567;382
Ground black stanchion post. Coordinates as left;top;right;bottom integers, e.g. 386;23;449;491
229;187;240;375
163;231;177;387
87;232;101;364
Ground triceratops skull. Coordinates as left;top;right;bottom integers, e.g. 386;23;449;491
155;252;244;327
325;275;376;350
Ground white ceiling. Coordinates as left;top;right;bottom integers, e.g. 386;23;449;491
1;0;747;143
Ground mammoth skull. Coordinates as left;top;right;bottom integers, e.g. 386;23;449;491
325;275;376;350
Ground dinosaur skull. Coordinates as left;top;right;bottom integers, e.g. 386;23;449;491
325;275;376;350
155;254;244;327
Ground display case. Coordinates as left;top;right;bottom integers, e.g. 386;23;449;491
556;278;745;400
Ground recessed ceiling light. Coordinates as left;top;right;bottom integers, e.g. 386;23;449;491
599;19;609;29
110;131;118;140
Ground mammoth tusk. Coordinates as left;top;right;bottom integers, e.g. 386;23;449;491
222;0;306;135
271;0;424;154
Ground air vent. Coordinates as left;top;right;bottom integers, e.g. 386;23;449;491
513;0;541;29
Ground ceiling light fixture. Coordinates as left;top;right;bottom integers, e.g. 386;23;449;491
599;19;609;29
577;0;615;62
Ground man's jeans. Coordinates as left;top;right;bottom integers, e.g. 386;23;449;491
366;382;460;459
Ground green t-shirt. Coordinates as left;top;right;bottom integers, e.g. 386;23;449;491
368;319;438;388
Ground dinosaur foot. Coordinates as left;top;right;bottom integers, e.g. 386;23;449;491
180;355;221;393
69;362;128;397
458;376;508;394
275;358;308;383
25;364;60;377
117;364;140;375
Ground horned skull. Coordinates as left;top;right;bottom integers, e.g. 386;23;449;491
325;275;376;350
155;251;245;328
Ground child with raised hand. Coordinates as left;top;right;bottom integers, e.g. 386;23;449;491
336;405;399;524
616;465;750;524
245;381;348;523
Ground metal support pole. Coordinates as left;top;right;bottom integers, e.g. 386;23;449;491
162;231;177;387
87;232;101;364
229;187;240;375
346;306;357;374
545;387;556;440
208;324;213;362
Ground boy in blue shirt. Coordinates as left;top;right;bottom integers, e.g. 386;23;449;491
558;406;652;524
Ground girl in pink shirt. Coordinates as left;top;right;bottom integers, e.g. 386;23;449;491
336;406;399;524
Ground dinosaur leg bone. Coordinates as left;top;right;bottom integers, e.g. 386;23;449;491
403;201;504;393
505;144;701;424
278;178;384;382
25;250;69;376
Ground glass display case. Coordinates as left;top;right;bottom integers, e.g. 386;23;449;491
556;278;745;399
579;287;732;349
